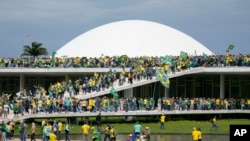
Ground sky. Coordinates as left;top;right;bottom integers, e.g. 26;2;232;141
0;0;249;58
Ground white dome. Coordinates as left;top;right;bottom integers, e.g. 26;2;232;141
56;20;214;57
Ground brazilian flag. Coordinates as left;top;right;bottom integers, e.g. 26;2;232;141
110;86;119;98
180;51;188;60
160;55;172;64
156;69;170;88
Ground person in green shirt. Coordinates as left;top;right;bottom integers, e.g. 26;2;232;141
91;127;101;141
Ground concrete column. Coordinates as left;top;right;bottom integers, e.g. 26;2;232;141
220;74;225;99
65;74;69;83
20;74;25;91
124;88;133;98
165;88;169;98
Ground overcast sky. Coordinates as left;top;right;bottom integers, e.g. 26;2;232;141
0;0;249;57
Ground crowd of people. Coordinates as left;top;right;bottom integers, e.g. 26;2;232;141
2;94;249;120
0;54;250;69
0;54;249;140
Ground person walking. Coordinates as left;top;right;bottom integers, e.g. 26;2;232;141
91;127;101;141
58;120;63;141
210;116;219;131
103;123;111;141
160;113;166;129
1;121;8;141
65;122;71;141
19;120;27;141
42;122;51;141
30;122;36;141
81;122;90;141
109;126;116;141
133;121;142;137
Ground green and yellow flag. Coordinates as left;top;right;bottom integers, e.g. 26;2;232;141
180;51;188;60
160;55;172;64
110;86;119;98
156;69;170;88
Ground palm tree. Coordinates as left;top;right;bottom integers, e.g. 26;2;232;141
21;41;48;58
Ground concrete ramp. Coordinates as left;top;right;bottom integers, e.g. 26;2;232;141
73;67;204;99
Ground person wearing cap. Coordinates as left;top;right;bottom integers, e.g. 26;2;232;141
144;127;151;140
126;133;133;141
192;127;199;141
91;127;100;141
160;113;166;129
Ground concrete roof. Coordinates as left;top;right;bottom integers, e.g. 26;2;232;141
55;20;214;57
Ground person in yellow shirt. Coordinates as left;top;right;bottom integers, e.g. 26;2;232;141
49;132;57;141
81;122;90;141
103;123;111;141
38;99;43;113
109;126;116;141
210;116;219;131
160;114;166;129
197;127;202;141
45;98;51;114
9;120;15;138
192;127;199;141
58;120;63;141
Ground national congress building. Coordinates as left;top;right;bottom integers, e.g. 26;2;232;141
0;20;249;99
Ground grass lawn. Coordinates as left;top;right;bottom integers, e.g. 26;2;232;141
16;118;250;135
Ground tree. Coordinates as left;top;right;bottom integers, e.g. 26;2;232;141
21;41;48;58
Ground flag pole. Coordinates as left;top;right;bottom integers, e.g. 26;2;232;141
153;81;156;99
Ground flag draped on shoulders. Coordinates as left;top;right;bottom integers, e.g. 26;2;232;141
156;69;170;88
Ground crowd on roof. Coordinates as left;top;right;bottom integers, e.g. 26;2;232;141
0;53;250;120
0;54;250;69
